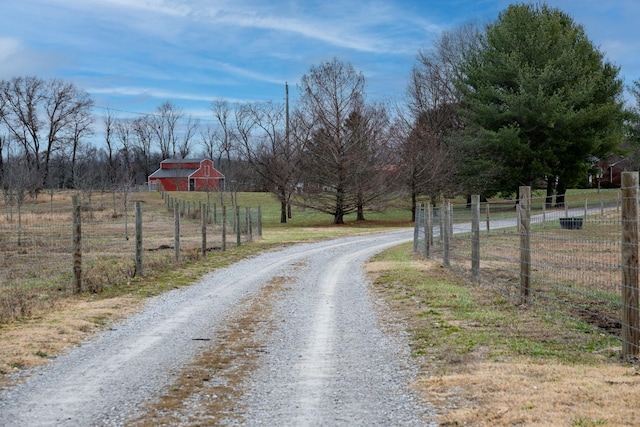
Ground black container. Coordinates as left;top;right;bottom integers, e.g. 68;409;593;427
559;217;583;230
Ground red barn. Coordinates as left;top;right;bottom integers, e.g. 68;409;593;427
148;158;225;191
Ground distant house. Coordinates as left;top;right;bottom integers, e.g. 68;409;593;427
592;155;633;188
148;158;225;191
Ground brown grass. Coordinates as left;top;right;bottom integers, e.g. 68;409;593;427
0;295;141;386
129;275;291;426
418;361;640;426
369;255;640;427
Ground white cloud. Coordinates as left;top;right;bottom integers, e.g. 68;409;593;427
88;86;214;102
0;37;65;79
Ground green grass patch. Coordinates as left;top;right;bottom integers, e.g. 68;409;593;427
370;243;620;365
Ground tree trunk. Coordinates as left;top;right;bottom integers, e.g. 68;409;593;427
555;178;567;208
280;201;287;224
411;191;417;222
545;177;555;208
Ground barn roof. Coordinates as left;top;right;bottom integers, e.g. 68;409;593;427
148;168;197;178
161;158;203;164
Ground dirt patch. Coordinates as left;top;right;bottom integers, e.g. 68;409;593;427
0;296;142;387
128;275;291;426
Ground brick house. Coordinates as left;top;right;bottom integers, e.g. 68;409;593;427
148;158;225;191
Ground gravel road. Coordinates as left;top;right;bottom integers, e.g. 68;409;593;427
0;230;435;426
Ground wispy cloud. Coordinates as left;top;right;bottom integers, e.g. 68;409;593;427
0;37;66;79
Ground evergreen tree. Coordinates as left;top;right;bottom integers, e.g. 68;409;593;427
457;3;625;204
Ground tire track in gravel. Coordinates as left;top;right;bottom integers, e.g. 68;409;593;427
0;230;433;426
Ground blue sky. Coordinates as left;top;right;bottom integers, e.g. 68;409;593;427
1;0;639;123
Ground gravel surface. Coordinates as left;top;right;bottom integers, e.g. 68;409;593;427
0;230;435;426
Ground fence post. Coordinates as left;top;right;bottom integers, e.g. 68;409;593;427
236;205;241;246
422;204;430;258
428;203;434;251
201;204;207;257
443;200;450;267
246;207;252;243
448;202;453;239
174;203;180;263
257;206;263;238
519;186;531;305
621;171;639;357
485;204;490;235
584;199;588;219
471;195;480;281
72;196;82;294
413;204;420;252
222;205;227;251
135;201;142;277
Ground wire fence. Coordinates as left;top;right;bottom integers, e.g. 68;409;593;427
414;177;640;358
0;190;261;323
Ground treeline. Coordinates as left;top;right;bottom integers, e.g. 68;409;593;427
2;4;640;224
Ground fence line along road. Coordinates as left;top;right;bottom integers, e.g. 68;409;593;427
414;175;638;358
0;191;261;324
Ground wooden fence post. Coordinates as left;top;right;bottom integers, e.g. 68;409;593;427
519;186;531;305
222;205;227;251
135;201;142;277
236;205;241;246
413;204;420;252
423;204;430;258
471;195;480;281
443;200;450;267
174;203;180;263
72;196;82;294
201;204;207;257
428;203;434;252
621;171;639;357
485;204;490;235
246;207;252;243
257;206;263;238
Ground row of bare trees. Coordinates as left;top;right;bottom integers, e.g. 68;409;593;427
0;34;493;225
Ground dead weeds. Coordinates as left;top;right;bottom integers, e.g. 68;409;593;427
369;252;640;427
0;295;141;387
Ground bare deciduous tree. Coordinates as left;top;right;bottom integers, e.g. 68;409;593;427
294;58;388;224
236;100;303;223
0;76;94;189
400;24;478;219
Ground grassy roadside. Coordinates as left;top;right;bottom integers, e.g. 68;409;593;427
0;190;413;387
2;189;640;426
368;243;640;426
